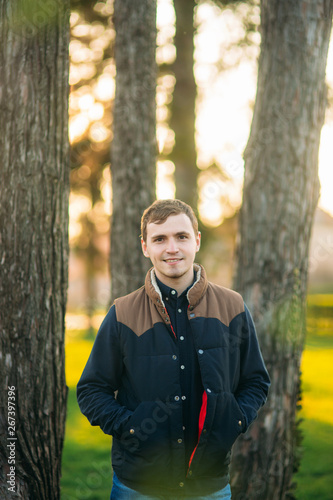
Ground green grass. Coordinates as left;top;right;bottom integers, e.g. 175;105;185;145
61;390;112;500
294;297;333;500
61;296;333;499
62;336;113;499
295;419;333;500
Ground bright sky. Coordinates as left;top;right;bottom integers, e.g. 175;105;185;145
70;1;333;229
158;0;333;222
319;36;333;217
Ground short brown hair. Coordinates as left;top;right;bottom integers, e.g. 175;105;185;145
141;199;199;242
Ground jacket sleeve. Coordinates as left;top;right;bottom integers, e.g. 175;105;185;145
234;303;270;432
76;304;133;436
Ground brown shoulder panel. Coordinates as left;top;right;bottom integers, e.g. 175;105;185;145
194;283;244;326
114;287;163;337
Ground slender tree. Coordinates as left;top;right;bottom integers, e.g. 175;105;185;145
110;0;157;301
169;0;198;207
168;0;259;213
0;1;70;499
231;1;333;498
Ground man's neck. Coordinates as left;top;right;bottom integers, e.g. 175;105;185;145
154;268;195;296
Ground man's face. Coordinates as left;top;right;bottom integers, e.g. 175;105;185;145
141;213;201;288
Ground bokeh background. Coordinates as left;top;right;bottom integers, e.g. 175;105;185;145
62;1;333;499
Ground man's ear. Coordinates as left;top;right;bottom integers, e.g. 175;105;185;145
196;231;201;252
141;238;150;258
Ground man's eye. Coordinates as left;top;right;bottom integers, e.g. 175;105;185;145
179;235;187;239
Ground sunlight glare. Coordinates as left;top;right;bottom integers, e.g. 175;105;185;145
94;74;115;101
78;93;95;111
156;160;175;200
156;0;176;65
69;193;92;219
89;122;111;143
72;23;90;38
157;124;175;155
88;102;104;121
318;123;333;217
101;167;112;216
70;12;80;27
157;0;175;30
69;114;90;143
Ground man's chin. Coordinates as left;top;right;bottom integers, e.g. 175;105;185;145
166;271;184;279
162;267;187;279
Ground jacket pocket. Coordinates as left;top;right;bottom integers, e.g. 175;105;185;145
192;391;244;477
118;400;172;456
210;391;244;451
114;400;174;486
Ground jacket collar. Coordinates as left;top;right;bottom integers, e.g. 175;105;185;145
145;264;208;313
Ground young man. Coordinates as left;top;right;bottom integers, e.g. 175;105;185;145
77;199;270;499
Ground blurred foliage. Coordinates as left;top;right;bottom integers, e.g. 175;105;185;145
197;0;260;71
68;1;114;314
66;0;264;312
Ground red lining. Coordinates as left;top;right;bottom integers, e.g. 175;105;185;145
164;307;177;339
187;390;207;472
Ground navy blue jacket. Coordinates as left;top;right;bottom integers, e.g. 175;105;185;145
77;265;270;497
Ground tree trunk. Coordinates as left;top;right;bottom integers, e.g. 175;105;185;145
111;0;157;301
170;0;198;208
231;1;333;499
0;2;70;499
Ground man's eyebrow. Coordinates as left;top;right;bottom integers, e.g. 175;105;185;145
150;231;191;239
175;231;191;236
151;233;166;239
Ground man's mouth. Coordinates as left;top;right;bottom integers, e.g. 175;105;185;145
164;258;182;263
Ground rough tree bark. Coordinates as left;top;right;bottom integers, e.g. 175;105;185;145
231;1;333;499
0;1;70;499
170;0;198;208
110;0;157;301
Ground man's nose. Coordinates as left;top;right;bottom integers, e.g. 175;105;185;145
166;238;179;253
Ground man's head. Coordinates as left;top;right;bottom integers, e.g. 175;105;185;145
141;199;201;292
141;199;198;243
